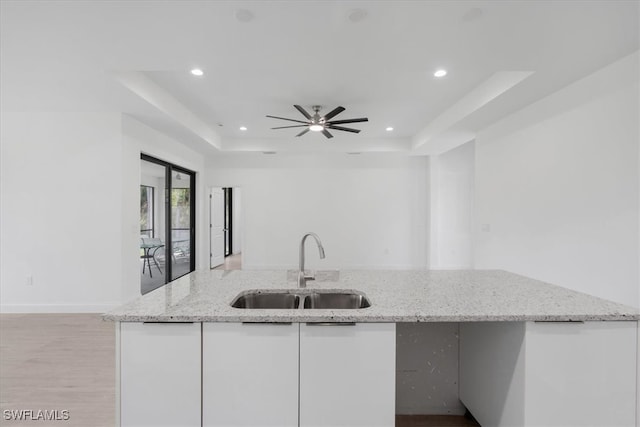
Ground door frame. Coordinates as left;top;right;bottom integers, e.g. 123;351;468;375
224;187;233;257
141;154;196;282
209;187;225;268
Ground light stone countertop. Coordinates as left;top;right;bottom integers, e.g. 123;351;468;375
103;269;640;322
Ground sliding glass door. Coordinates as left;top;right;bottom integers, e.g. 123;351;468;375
170;168;194;281
140;155;195;294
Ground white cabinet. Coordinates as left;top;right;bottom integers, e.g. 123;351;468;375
202;322;299;427
119;322;201;427
459;321;637;427
203;322;395;427
299;323;396;427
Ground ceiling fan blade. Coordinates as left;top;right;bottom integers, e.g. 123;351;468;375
326;124;361;133
323;106;345;121
294;105;312;120
271;125;309;129
296;128;310;137
266;115;309;125
326;117;368;125
322;129;334;139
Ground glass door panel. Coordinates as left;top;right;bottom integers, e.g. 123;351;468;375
170;169;194;281
140;159;168;294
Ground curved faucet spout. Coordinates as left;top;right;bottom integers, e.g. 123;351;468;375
298;232;325;288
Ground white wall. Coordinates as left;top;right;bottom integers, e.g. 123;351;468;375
207;154;429;270
429;141;475;269
0;112;124;312
474;52;639;307
0;112;207;312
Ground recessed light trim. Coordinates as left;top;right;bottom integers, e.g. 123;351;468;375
190;68;204;76
348;8;368;23
235;9;254;23
434;69;447;78
385;127;394;132
462;7;483;22
239;126;247;131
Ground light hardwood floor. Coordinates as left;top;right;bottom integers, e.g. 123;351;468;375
0;313;479;427
0;314;115;426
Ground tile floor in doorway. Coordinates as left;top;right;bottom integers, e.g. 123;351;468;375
213;253;243;270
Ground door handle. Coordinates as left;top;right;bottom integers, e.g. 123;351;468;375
306;322;356;326
242;322;293;325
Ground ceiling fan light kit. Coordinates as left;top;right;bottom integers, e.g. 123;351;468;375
266;105;368;139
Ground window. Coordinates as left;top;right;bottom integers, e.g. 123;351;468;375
140;185;154;237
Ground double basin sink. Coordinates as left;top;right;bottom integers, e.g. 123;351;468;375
231;290;371;310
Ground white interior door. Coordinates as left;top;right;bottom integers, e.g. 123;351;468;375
210;188;225;268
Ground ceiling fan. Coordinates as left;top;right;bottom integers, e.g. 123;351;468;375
266;105;368;139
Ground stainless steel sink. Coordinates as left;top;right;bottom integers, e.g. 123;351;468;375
303;292;371;309
231;292;300;309
231;290;370;309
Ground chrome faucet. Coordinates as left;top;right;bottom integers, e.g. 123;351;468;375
298;232;325;288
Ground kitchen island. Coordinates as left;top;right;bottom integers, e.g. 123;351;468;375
105;270;639;427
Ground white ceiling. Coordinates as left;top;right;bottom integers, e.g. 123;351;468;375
1;0;638;155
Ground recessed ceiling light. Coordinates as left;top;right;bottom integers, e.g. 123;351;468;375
235;9;254;23
239;126;247;131
434;69;447;78
385;127;394;132
348;8;368;23
462;7;484;22
190;68;204;76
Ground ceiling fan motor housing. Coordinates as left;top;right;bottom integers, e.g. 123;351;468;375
266;105;368;139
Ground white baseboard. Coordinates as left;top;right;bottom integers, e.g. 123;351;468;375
0;303;121;314
429;265;474;270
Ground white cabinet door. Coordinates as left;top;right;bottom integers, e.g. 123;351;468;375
299;323;396;427
459;322;527;426
120;322;201;427
202;322;299;427
525;321;636;427
460;321;637;427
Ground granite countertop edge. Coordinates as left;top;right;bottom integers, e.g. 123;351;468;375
102;313;639;322
103;269;640;323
